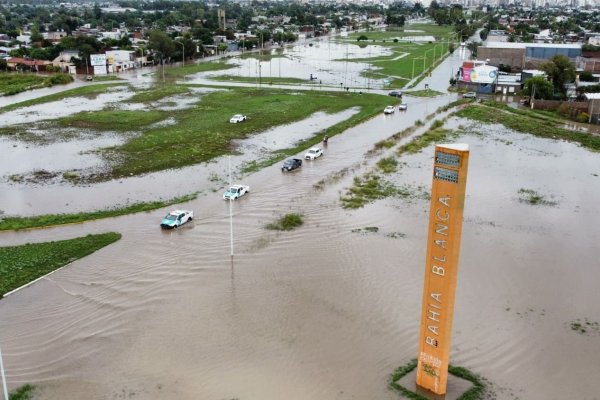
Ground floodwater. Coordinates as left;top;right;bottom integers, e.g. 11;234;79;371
0;134;125;177
0;116;599;399
188;40;393;88
0;86;135;127
0;94;453;216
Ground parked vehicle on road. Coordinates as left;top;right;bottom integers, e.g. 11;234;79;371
384;105;395;114
282;158;302;172
304;147;323;160
388;90;403;97
229;114;247;123
223;184;250;200
160;210;193;229
462;92;477;99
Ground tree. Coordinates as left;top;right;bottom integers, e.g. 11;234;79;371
30;23;44;44
523;76;553;100
466;41;480;58
148;30;175;60
541;55;576;97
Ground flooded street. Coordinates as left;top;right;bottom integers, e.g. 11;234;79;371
1;112;600;399
0;94;451;216
1;32;600;400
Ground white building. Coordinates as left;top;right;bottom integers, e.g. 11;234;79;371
105;50;136;72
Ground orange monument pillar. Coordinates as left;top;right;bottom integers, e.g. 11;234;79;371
416;144;470;395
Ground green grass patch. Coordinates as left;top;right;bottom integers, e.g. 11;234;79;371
456;103;600;152
126;84;191;103
100;88;390;180
163;61;235;78
0;73;74;96
340;25;454;88
405;89;443;97
240;51;287;61
265;213;304;231
9;384;35;400
0;73;47;95
57;109;168;131
397;125;452;156
0;193;197;231
376;156;398;173
341;173;402;209
90;75;122;81
0;233;121;297
210;75;308;85
0;83;126;113
389;359;487;400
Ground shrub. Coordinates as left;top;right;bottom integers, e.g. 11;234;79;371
357;35;368;41
265;213;304;231
577;112;589;123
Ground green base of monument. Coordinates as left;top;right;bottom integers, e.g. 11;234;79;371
389;360;486;400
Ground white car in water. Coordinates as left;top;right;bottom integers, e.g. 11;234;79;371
304;147;323;160
160;210;193;229
223;184;250;200
383;105;395;114
229;114;247;123
398;103;408;111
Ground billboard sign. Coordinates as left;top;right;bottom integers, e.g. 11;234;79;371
90;54;106;67
469;65;498;84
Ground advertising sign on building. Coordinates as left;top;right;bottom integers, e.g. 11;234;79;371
90;54;106;67
469;65;498;84
93;65;107;75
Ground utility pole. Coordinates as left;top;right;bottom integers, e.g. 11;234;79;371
1;345;8;400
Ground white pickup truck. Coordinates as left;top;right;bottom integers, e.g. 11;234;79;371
223;184;250;200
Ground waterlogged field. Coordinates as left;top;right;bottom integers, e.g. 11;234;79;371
2;87;392;182
340;24;455;86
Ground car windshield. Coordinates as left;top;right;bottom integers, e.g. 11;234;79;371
284;160;293;165
165;214;177;221
308;150;316;154
229;188;238;193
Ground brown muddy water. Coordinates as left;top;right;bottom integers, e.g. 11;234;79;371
1;113;599;399
0;94;450;216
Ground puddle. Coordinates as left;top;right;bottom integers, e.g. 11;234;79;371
0;86;136;127
0;133;128;178
234;108;360;152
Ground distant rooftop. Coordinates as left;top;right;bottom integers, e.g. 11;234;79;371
483;42;582;49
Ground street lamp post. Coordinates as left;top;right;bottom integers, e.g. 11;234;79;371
175;41;185;67
412;56;426;80
423;49;433;74
433;44;442;63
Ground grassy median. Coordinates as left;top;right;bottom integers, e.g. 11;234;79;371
0;233;121;297
0;193;197;231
